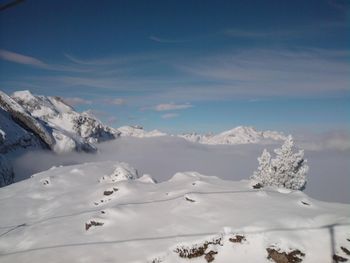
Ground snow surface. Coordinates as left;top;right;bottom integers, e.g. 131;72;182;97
0;161;349;262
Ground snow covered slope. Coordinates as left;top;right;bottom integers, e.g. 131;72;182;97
0;161;348;263
0;90;119;185
117;125;167;138
179;126;287;145
12;90;118;151
0;91;55;149
0;89;119;154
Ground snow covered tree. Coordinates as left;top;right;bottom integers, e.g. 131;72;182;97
251;135;308;190
251;149;272;186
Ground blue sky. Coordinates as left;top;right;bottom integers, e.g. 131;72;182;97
0;0;349;133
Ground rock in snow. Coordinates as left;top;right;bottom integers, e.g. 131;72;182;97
0;161;348;263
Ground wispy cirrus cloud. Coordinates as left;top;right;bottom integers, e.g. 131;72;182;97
154;103;193;111
2;47;349;108
64;52;162;68
149;35;190;43
0;49;91;73
62;97;92;106
177;48;350;97
0;49;48;68
224;20;348;40
106;98;126;106
161;113;179;119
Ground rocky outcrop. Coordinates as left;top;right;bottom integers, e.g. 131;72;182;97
0;155;14;187
0;91;55;149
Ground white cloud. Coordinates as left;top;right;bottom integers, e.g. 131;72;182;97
178;48;350;97
154;103;193;111
108;98;126;105
0;49;47;68
62;97;92;106
3;48;348;107
149;35;189;43
296;130;350;151
0;49;91;73
161;113;179;119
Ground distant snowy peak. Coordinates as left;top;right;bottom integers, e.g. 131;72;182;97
117;125;167;138
179;126;287;145
116;125;286;144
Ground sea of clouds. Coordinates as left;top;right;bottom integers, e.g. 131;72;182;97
12;135;350;204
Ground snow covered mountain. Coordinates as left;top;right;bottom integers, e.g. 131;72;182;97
179;126;287;145
117;125;167;138
0;161;348;263
116;125;286;145
11;90;118;152
0;90;118;186
0;90;118;154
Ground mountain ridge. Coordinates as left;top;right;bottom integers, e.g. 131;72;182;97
0;90;118;186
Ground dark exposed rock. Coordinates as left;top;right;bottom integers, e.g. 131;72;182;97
174;237;222;262
85;220;104;231
333;254;348;262
185;196;196;202
103;190;114;196
341;247;350;256
266;247;305;263
253;183;263;189
0;155;14;187
229;234;245;243
204;251;218;262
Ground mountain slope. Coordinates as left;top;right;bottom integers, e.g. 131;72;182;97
0;90;117;154
0;91;55;149
12;90;118;150
0;161;348;263
0;90;118;186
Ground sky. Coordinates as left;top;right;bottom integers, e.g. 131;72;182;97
0;0;349;134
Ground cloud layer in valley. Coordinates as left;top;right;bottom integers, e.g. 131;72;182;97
12;135;350;204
